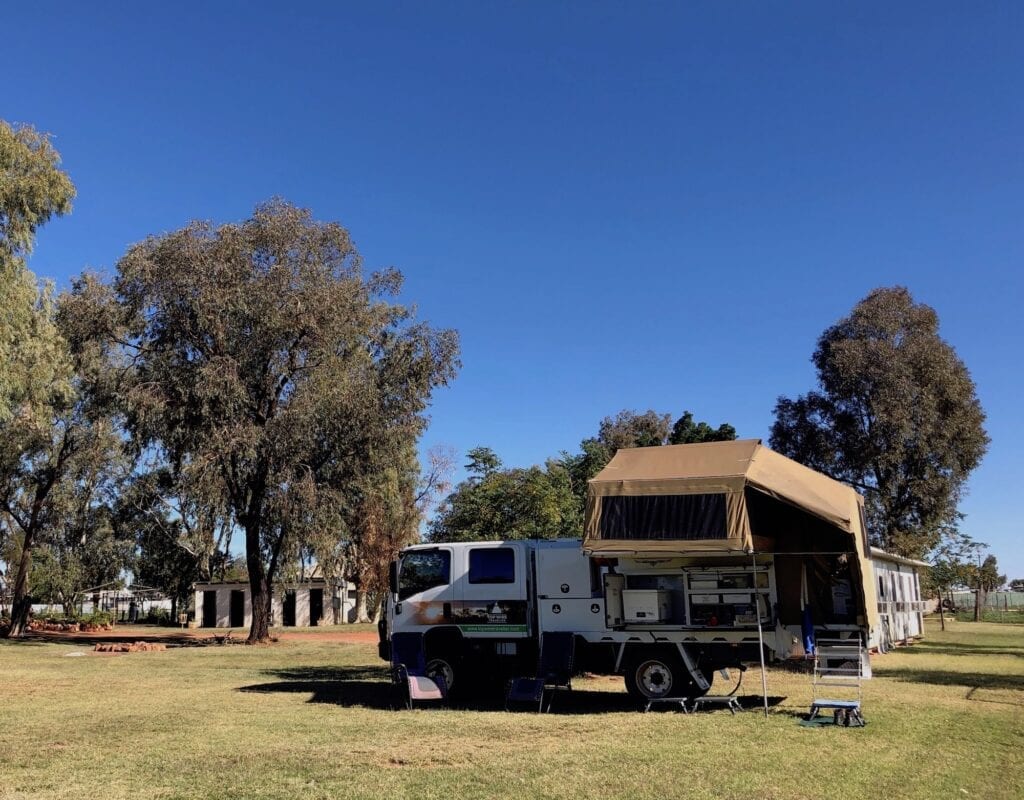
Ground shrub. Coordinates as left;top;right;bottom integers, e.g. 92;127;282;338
145;608;171;624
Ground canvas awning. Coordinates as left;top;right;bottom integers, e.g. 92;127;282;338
584;439;863;554
584;439;879;636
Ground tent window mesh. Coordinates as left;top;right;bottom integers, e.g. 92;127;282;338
598;494;727;540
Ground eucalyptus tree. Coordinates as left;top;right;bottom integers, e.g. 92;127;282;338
0;380;126;635
0;120;80;635
0;120;75;424
771;287;988;558
68;201;459;642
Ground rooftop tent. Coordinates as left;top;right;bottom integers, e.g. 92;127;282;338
584;439;879;631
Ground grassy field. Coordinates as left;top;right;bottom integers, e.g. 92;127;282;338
1;619;1021;800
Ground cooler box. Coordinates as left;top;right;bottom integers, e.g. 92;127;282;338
622;590;671;623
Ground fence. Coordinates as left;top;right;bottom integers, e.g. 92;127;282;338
950;591;1024;609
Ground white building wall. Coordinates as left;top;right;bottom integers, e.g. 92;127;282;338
871;555;926;650
194;582;357;628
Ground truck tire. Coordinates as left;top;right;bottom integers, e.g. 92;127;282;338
624;650;712;700
425;655;457;694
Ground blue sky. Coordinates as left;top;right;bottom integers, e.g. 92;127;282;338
7;3;1023;576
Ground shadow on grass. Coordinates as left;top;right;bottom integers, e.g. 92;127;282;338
241;665;399;709
0;638;50;647
240;665;789;714
902;640;1024;658
22;631;221;648
873;667;1024;692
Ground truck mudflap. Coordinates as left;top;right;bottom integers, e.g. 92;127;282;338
378;617;390;662
675;644;711;692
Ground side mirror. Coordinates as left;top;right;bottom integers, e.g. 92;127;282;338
388;561;398;595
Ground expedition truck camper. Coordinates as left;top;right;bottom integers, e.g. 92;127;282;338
379;439;878;701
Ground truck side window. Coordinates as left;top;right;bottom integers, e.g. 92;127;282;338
468;548;515;584
398;550;451;600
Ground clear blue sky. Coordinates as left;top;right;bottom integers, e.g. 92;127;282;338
7;3;1023;576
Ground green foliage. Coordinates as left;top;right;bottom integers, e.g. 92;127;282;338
596;409;672;451
465;446;501;478
770;286;988;558
972;554;1005;593
562;408;737;521
927;528;976;599
669;411;737;445
68;200;460;640
432;409;738;543
79;610;112;627
0;120;75;258
429;457;580;542
0;120;75;426
118;465;233;605
0;121;97;637
144;606;171;624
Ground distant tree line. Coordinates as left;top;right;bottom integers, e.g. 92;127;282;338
428;410;736;542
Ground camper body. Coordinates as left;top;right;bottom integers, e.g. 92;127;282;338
379;538;865;699
379;440;877;700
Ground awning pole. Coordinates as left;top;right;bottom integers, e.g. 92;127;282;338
753;550;769;718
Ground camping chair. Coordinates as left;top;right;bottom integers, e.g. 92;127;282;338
808;638;866;726
391;632;447;710
506;632;575;712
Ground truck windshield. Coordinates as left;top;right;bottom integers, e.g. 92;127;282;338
398;550;451;600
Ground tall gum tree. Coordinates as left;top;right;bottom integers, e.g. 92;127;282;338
770;286;988;558
0;120;76;635
69;201;459;642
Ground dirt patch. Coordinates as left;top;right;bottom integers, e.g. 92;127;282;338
275;630;378;644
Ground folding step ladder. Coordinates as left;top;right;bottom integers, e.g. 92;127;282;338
808;638;866;726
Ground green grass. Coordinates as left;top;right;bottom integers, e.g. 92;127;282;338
951;608;1024;624
1;619;1021;800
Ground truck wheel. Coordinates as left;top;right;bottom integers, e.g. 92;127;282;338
624;652;712;700
625;654;679;700
425;656;457;693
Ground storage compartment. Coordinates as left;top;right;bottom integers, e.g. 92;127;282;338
622;589;671;623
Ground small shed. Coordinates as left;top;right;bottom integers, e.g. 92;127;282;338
870;548;928;650
192;579;357;628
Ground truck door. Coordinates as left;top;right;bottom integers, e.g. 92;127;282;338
394;547;455;632
456;543;529;637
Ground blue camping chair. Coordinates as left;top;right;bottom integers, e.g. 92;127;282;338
391;632;447;710
506;632;575;712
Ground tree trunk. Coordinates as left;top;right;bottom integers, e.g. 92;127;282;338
355;589;370;624
244;522;272;643
5;528;37;637
974;580;982;622
937;589;945;631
